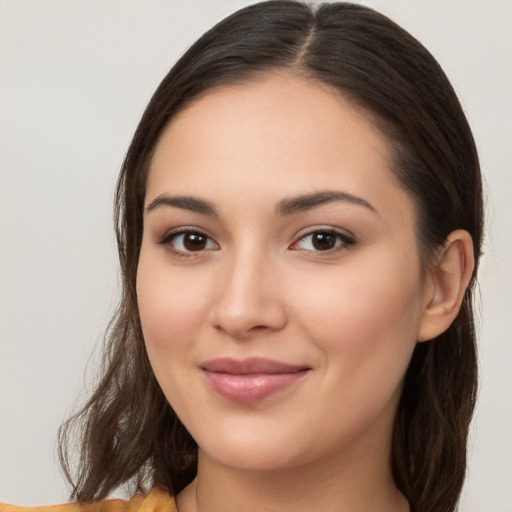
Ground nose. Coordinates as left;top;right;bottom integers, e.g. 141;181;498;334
208;248;287;339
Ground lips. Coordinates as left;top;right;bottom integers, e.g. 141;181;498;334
200;357;310;402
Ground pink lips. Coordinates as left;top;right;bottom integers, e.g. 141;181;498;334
201;357;310;402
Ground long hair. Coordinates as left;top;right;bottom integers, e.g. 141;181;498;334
58;3;483;511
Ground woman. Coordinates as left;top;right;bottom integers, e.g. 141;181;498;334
1;1;482;512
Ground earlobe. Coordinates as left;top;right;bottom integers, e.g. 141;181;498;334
417;230;475;342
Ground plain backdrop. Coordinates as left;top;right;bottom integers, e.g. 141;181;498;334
1;0;511;510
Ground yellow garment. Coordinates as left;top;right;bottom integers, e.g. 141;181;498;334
0;487;176;512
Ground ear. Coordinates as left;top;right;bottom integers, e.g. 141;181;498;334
417;230;475;342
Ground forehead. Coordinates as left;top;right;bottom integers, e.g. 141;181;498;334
147;73;413;224
153;73;391;167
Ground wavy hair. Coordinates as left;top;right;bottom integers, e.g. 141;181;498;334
59;2;483;511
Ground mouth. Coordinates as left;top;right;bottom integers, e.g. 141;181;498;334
200;357;311;402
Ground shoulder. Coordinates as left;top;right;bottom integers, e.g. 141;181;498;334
0;487;177;512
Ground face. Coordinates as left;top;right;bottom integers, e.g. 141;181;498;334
137;74;430;473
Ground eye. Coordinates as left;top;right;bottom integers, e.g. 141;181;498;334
291;230;354;252
160;229;219;255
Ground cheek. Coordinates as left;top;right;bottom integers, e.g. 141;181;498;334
136;254;217;419
136;252;212;359
292;252;423;384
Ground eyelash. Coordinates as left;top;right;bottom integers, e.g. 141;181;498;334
290;229;355;254
157;227;355;257
158;227;218;257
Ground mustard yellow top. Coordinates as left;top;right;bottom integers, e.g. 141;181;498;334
0;487;177;512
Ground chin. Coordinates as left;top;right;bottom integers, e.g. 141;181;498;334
189;417;311;472
200;442;306;473
190;415;353;475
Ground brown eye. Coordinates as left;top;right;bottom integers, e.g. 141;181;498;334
164;231;219;254
183;233;207;251
311;232;338;251
292;229;354;253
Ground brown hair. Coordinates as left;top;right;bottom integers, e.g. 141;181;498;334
59;2;483;511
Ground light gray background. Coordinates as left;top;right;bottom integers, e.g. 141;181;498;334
1;0;511;509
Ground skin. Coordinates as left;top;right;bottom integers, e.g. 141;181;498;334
136;73;474;512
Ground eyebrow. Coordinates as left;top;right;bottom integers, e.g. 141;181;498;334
145;194;218;216
145;190;377;217
276;191;378;216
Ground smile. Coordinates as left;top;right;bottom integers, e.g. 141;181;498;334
200;357;310;402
